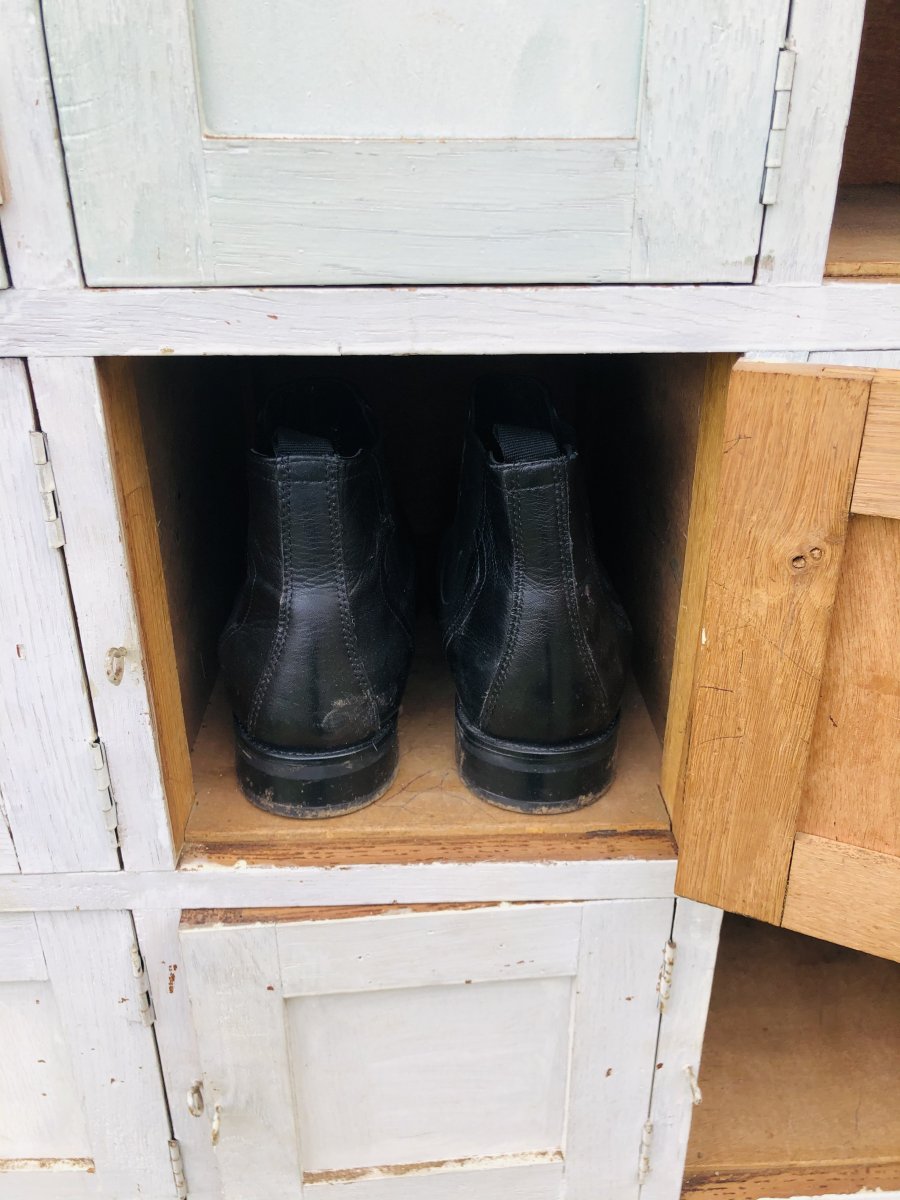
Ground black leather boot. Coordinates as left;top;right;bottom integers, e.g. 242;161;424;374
220;383;415;817
439;378;630;812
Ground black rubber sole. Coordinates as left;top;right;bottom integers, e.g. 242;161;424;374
456;705;619;813
233;718;398;818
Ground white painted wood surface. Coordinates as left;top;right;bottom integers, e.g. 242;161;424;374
808;350;900;368
28;358;176;872
42;0;786;284
0;794;20;873
631;0;788;281
192;0;644;139
180;901;674;1198
0;859;678;912
564;901;673;1199
3;284;900;357
757;0;867;283
0;0;82;287
0;912;46;980
0;360;118;873
32;911;174;1199
639;900;723;1200
0;911;173;1199
132;908;223;1200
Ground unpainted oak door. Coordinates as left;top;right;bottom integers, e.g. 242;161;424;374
43;1;788;285
180;900;674;1199
0;911;173;1199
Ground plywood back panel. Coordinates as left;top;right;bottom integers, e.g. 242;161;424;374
798;515;900;857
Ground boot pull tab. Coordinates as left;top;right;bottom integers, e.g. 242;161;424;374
491;423;561;464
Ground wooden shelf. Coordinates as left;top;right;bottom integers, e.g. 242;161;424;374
826;185;900;280
683;915;900;1200
182;632;673;868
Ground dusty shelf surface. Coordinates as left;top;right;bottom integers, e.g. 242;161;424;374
826;185;900;280
182;636;673;868
682;915;900;1200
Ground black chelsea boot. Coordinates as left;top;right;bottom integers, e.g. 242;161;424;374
439;377;631;812
220;382;415;817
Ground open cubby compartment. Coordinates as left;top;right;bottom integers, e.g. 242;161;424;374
684;915;900;1200
827;0;900;279
99;354;725;869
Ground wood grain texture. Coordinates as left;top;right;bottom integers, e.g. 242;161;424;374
684;915;900;1196
641;900;723;1200
826;185;900;279
799;515;900;856
28;358;177;872
0;359;118;872
851;373;900;517
674;363;871;923
186;662;674;868
0;858;679;913
631;0;787;283
0;913;46;982
206;139;636;285
838;0;900;187
3;285;900;357
98;360;195;857
756;0;867;283
782;834;900;962
0;0;81;287
660;355;736;821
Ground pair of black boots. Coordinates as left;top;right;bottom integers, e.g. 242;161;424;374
220;378;630;818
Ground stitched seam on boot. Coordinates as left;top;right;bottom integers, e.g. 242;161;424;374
328;460;380;729
480;479;524;727
555;459;610;711
442;475;486;647
248;475;292;733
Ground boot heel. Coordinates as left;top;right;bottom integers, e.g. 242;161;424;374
234;719;398;818
456;705;619;814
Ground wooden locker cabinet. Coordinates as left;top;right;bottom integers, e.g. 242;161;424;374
666;360;900;963
40;1;795;286
0;911;174;1199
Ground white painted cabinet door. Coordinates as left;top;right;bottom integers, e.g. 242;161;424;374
43;1;787;285
0;911;173;1199
181;900;672;1199
0;360;119;874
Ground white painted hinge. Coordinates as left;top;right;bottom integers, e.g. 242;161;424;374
130;943;156;1026
657;939;676;1012
761;46;797;204
637;1120;653;1185
169;1139;188;1200
90;738;120;849
29;431;66;548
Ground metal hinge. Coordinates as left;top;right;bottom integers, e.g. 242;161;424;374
657;939;676;1012
169;1139;188;1199
29;431;66;548
761;46;797;204
90;738;120;849
637;1120;653;1185
130;943;156;1026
